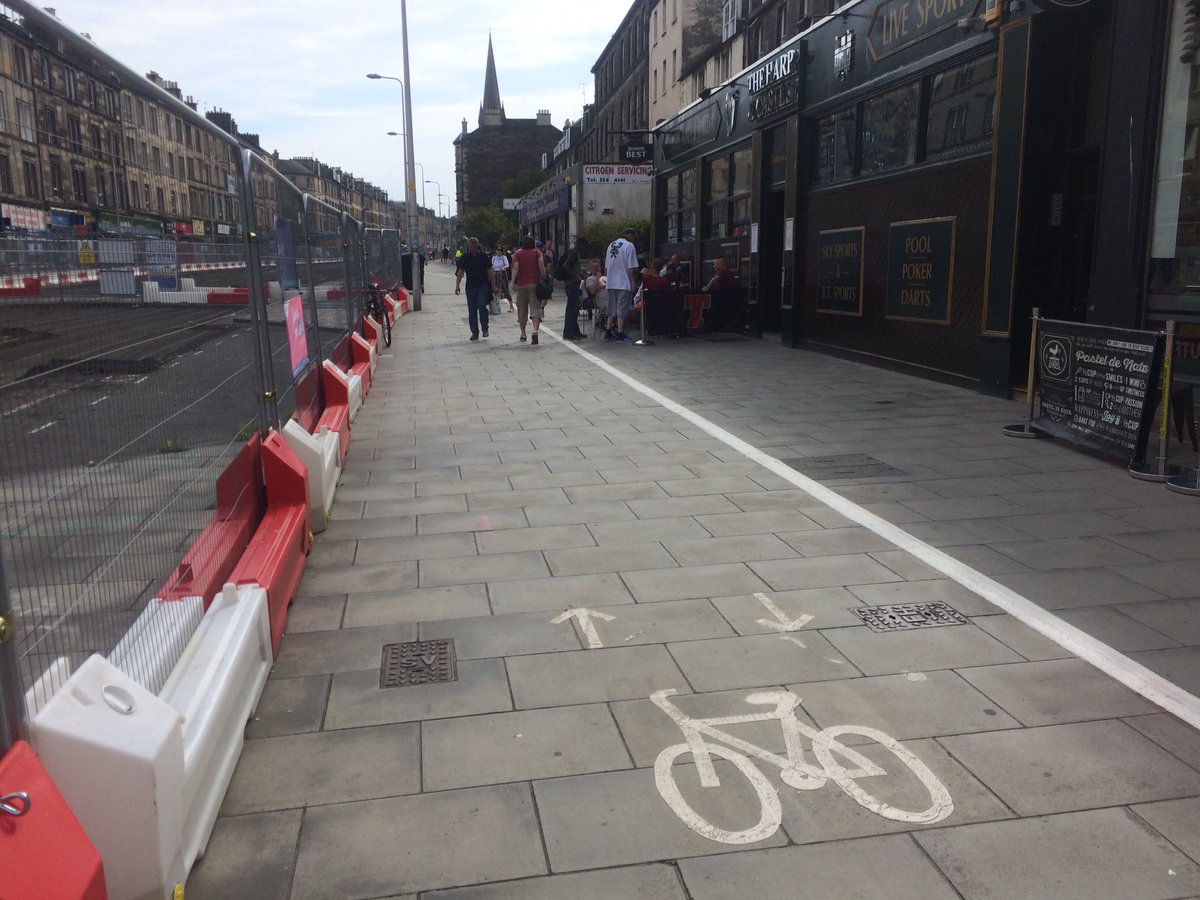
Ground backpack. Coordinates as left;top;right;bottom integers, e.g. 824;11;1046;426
553;250;575;282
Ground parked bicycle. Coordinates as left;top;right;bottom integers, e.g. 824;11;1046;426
363;281;392;347
650;688;954;845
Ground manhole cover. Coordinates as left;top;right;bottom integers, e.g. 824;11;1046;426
782;453;906;481
380;639;458;688
850;602;969;632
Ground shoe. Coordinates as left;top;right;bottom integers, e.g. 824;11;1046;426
520;334;526;342
604;330;614;341
482;330;489;337
469;334;479;341
616;332;629;342
531;333;538;345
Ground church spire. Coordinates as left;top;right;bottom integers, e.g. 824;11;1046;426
479;34;505;127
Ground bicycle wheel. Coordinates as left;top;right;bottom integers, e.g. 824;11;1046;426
378;300;392;347
810;725;954;825
653;742;781;845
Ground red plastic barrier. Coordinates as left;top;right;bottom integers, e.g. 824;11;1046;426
229;431;312;657
327;288;346;301
0;741;107;899
161;435;265;604
0;277;42;298
349;333;373;399
384;295;400;323
206;289;249;305
317;362;351;464
362;316;381;348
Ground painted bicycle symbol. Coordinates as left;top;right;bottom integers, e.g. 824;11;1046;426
650;688;954;844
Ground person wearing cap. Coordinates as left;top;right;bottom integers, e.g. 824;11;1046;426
455;237;495;342
603;227;640;342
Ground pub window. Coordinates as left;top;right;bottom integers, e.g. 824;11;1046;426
861;82;919;173
815;108;856;185
943;104;968;148
705;144;752;239
661;167;696;244
926;51;997;162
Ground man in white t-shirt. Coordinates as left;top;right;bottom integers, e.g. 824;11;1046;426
603;227;640;342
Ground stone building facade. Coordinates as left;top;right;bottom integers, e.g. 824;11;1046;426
453;37;561;216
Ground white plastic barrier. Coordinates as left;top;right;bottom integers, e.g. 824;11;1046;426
324;359;363;422
161;583;272;871
267;281;283;302
30;584;272;900
281;418;341;532
142;280;210;305
109;595;204;695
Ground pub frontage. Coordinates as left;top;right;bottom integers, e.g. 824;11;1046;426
651;0;1176;398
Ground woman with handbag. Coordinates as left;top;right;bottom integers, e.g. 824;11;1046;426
491;243;513;312
510;235;547;345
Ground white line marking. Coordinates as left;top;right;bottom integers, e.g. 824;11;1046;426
28;421;56;434
753;591;814;632
554;332;1200;731
89;395;109;406
2;389;68;417
551;607;616;649
779;635;807;649
134;376;149;384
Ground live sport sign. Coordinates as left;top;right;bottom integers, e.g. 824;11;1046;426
583;164;652;185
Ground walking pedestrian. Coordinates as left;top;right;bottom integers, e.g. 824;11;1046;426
583;258;607;336
491;243;514;311
557;237;588;340
510;235;547;345
455;237;495;341
603;226;640;342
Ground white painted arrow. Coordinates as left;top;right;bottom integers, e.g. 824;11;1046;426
551;607;616;649
754;592;814;633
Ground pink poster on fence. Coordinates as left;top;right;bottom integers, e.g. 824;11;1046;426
285;296;308;377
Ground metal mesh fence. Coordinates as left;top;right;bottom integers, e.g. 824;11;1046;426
306;197;355;372
0;227;263;712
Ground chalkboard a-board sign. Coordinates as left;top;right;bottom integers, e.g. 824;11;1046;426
1034;319;1165;465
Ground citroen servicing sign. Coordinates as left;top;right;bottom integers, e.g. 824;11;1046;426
583;164;652;185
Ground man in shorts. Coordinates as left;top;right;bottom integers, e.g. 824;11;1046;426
603;226;640;342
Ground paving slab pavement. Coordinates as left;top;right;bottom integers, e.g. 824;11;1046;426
186;267;1200;899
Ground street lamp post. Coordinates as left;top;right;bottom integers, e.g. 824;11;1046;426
386;133;426;248
426;179;443;253
367;33;422;311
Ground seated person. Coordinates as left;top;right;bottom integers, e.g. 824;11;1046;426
641;258;671;291
660;253;684;287
702;256;737;293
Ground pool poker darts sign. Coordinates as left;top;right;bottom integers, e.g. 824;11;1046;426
1033;319;1164;466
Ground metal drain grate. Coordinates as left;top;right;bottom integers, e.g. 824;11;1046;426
380;639;458;688
782;453;906;481
851;602;969;632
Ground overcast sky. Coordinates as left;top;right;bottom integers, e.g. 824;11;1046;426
44;1;634;212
